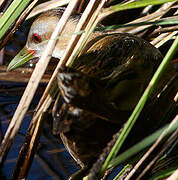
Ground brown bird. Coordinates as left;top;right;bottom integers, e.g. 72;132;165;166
7;8;176;179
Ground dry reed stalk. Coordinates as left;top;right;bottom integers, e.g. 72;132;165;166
123;2;176;34
167;169;178;180
30;83;58;127
0;65;51;82
153;31;178;47
149;26;178;37
66;0;106;66
0;0;6;8
0;67;50;83
11;113;45;179
102;1;175;20
0;0;79;165
151;7;178;47
0;48;4;65
99;2;175;34
26;0;70;20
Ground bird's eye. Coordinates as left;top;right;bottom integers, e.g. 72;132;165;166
32;33;42;43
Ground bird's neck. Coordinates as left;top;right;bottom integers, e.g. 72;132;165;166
53;18;102;59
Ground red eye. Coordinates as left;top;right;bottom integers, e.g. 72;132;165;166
32;33;42;43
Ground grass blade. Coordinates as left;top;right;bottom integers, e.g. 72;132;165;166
0;0;30;39
108;122;178;169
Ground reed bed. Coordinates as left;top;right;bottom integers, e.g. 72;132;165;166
0;0;177;179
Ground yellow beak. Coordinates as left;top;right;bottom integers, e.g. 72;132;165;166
7;46;35;71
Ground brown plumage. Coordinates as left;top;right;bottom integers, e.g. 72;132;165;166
56;30;175;170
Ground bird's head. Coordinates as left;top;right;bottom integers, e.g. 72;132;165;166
7;9;79;71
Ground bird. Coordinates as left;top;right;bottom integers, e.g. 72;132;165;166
7;8;176;179
7;8;102;71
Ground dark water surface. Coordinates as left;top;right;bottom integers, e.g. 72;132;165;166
0;81;79;180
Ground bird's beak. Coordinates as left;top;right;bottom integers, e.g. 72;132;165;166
7;46;35;71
